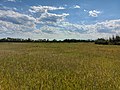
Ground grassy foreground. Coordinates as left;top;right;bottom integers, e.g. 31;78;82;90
0;43;120;90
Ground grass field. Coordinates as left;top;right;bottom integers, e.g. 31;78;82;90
0;43;120;90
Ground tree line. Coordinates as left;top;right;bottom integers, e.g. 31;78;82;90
0;37;94;43
0;35;119;45
95;35;120;45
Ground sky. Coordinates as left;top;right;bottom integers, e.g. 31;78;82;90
0;0;120;40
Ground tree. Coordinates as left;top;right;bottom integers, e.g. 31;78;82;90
95;38;108;45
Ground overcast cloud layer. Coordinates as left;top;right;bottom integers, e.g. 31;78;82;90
0;0;120;39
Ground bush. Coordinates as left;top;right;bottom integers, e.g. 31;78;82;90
95;38;108;45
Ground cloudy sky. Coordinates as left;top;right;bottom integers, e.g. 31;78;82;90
0;0;120;39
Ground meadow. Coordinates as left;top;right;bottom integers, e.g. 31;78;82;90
0;43;120;90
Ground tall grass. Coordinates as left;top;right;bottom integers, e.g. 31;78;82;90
0;43;120;90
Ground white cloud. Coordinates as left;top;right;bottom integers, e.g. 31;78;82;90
0;10;37;35
38;12;69;24
30;19;120;39
0;10;36;27
73;5;80;9
0;8;69;37
29;5;68;24
89;10;101;17
29;5;69;25
0;5;119;39
29;5;65;13
7;0;16;2
94;19;120;33
0;5;18;12
57;19;120;36
1;9;119;39
40;25;63;34
84;9;87;12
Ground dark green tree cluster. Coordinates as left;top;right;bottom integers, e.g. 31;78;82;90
95;38;108;45
0;37;33;42
95;35;120;45
63;39;94;43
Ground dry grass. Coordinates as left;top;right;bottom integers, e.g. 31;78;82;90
0;43;120;90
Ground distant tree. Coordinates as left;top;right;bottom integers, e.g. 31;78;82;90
95;38;108;45
95;35;120;45
52;39;57;42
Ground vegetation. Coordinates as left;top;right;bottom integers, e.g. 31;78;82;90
0;43;120;89
95;35;120;45
0;35;120;46
0;37;94;43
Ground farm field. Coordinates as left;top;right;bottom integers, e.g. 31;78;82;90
0;43;120;90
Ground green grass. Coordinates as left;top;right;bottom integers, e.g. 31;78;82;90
0;43;120;90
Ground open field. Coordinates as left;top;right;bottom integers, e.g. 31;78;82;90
0;43;120;90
